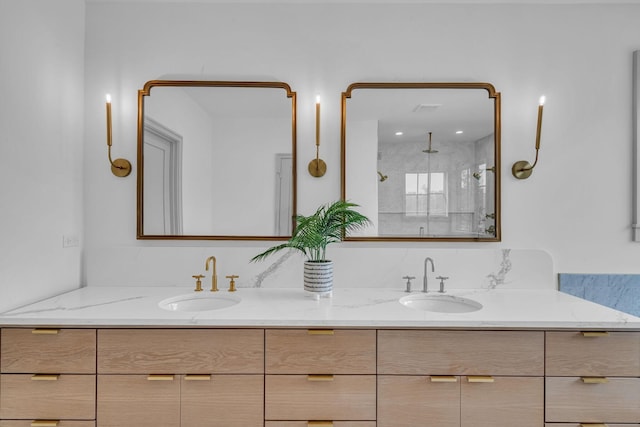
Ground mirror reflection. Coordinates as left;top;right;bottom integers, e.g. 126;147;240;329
341;82;501;241
137;81;296;240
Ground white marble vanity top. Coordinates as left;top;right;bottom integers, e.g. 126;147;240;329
1;286;639;329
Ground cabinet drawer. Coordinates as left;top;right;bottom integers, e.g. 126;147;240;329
0;374;96;420
546;377;640;423
378;330;544;375
546;331;640;376
97;329;264;374
0;422;95;427
461;376;543;427
265;375;376;420
97;374;180;427
266;423;376;427
1;328;96;374
546;424;640;427
378;375;460;427
266;329;376;374
181;374;264;427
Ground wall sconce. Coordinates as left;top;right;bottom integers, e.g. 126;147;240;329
512;96;545;179
308;95;326;177
105;94;132;178
377;171;388;182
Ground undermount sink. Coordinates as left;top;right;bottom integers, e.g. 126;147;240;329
159;293;241;312
399;293;482;313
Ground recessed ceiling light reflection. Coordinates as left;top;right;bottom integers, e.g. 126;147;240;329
456;130;464;134
395;131;404;136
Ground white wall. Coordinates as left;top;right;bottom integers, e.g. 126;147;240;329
2;1;636;299
0;0;85;312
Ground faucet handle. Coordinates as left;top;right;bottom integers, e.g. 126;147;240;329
192;275;205;292
225;275;239;292
436;276;449;293
402;276;416;293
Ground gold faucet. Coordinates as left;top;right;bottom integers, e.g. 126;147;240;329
205;256;218;292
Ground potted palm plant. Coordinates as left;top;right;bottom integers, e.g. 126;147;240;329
251;200;370;296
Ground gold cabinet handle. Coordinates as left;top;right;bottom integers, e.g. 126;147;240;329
31;421;60;427
308;329;334;335
185;374;211;381
430;376;458;383
581;377;609;384
307;374;334;381
31;329;59;335
580;424;608;427
308;422;334;427
147;375;175;381
581;331;610;337
31;374;59;381
467;375;495;383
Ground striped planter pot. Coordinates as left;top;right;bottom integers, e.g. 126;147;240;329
303;260;333;295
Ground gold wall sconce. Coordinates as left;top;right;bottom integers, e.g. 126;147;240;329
105;94;132;178
377;171;388;182
512;96;545;179
308;95;327;177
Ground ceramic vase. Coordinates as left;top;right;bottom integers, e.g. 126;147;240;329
303;260;333;298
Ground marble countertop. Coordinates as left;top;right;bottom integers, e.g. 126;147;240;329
1;286;639;329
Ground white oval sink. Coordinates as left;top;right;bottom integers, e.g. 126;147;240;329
159;293;241;312
399;294;482;313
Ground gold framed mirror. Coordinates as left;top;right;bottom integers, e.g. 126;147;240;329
137;80;296;240
341;82;500;241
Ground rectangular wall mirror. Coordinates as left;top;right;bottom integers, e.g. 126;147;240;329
137;80;296;240
341;82;501;241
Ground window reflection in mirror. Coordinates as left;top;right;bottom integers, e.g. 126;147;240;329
137;81;296;240
341;82;500;241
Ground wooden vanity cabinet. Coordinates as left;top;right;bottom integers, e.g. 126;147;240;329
265;329;377;423
545;331;640;425
96;329;264;427
377;330;545;427
0;328;97;426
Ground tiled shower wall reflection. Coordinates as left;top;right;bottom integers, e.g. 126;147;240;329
559;274;640;317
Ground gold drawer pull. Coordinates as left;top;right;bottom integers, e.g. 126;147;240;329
308;422;334;427
581;331;610;337
31;329;59;335
31;374;59;381
147;375;175;381
467;376;494;383
430;376;458;383
185;374;211;381
308;374;334;381
581;377;609;384
31;421;60;427
308;329;334;335
580;424;608;427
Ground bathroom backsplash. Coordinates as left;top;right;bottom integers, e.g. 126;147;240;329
559;273;640;317
86;247;554;291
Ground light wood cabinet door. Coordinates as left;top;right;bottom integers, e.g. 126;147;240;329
1;328;96;374
266;423;377;427
0;422;96;427
266;329;376;374
97;329;264;374
378;375;460;427
378;330;544;376
265;375;376;421
546;331;640;376
97;374;180;427
181;374;263;427
0;374;96;420
461;376;543;427
546;377;640;423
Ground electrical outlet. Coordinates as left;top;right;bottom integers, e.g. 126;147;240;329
63;234;79;248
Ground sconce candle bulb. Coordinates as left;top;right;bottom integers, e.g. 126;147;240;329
308;94;326;177
512;95;546;180
104;93;132;178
